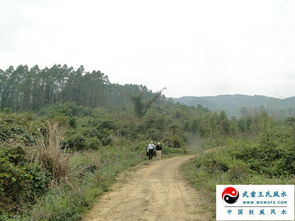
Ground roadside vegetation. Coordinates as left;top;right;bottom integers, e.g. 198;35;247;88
0;102;189;220
181;113;295;219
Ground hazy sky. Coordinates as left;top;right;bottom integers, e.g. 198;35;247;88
1;0;295;98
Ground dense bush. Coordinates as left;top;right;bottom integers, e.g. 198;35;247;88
181;133;295;218
232;144;295;177
39;102;94;118
0;147;49;215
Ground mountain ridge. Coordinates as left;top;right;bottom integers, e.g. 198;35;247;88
172;94;295;117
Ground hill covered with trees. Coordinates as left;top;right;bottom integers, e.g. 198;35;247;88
173;94;295;118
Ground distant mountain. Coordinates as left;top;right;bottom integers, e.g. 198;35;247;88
173;94;295;118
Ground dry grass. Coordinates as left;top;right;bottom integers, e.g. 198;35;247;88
28;121;70;182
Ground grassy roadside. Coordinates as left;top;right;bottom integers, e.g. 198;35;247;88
181;141;295;220
28;146;143;221
3;144;186;221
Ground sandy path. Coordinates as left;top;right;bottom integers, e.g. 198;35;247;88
83;155;211;221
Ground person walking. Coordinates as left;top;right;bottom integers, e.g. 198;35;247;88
147;141;155;160
156;142;162;160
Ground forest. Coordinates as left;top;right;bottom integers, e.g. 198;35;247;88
0;65;294;220
0;64;159;111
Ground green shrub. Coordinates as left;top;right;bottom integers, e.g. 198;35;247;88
39;102;94;118
162;135;184;148
182;139;295;206
0;147;49;215
62;134;86;150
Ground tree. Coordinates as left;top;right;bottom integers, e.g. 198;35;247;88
129;87;166;118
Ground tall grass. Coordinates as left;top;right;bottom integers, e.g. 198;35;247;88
27;121;69;182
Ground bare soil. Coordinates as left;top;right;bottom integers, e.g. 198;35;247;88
83;155;212;221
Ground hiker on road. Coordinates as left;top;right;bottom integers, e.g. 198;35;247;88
156;142;162;160
147;142;155;160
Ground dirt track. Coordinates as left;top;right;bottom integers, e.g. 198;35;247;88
83;155;211;221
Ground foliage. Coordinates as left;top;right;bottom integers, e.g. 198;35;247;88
0;146;49;215
39;102;94;118
128;87;166;118
181;124;295;218
26;146;144;221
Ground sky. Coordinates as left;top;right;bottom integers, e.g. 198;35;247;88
1;0;295;98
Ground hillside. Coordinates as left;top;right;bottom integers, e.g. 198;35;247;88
173;94;295;117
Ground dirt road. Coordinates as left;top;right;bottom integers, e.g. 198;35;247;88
83;155;212;221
